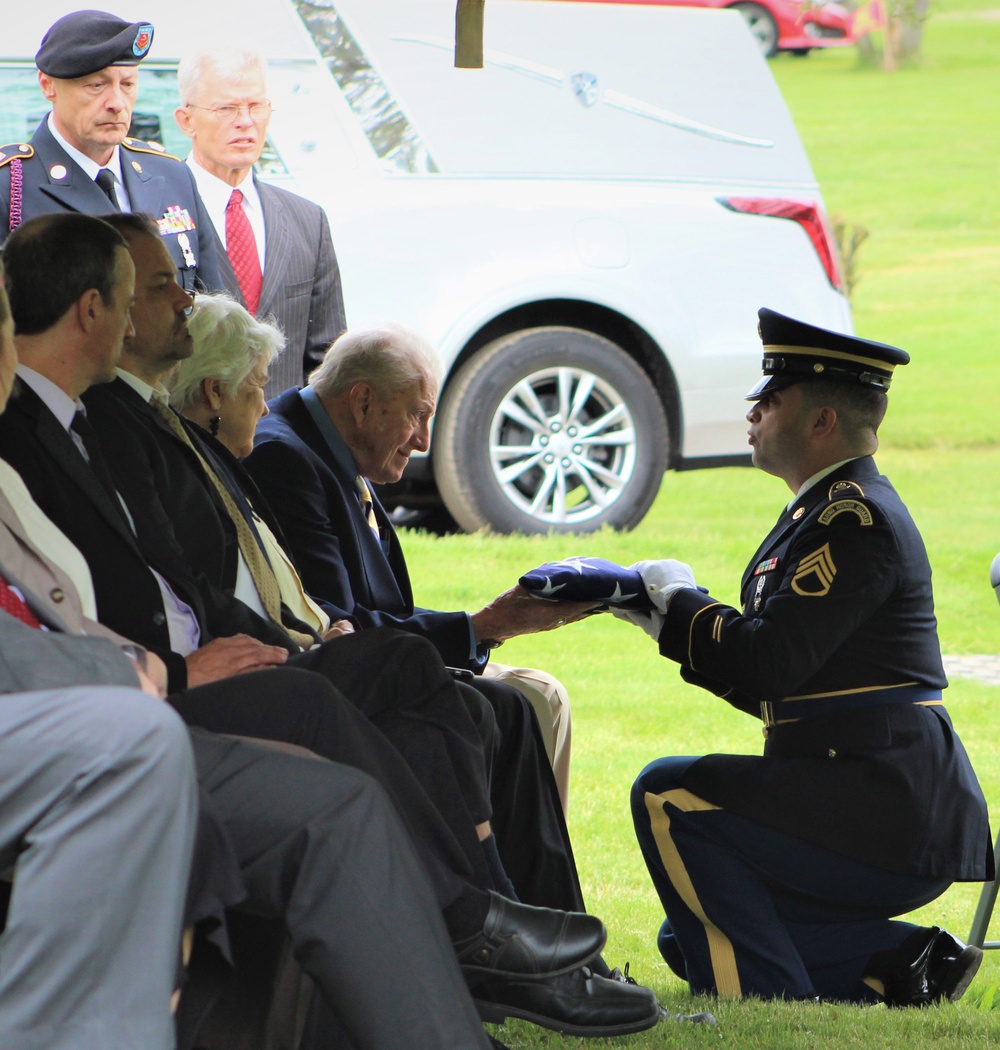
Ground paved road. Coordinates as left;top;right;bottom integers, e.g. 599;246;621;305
943;655;1000;687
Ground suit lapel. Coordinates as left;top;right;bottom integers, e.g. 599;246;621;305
18;385;137;547
0;492;76;633
31;120;114;215
120;150;166;219
256;180;287;318
739;458;880;595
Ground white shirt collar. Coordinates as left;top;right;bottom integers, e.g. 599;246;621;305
185;155;265;267
47;112;125;186
115;367;163;404
16;364;83;433
788;457;860;509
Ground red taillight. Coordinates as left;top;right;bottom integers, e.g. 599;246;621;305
719;197;844;293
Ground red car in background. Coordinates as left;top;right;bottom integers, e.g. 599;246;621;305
549;0;857;57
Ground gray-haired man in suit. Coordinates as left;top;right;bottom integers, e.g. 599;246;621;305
175;47;346;398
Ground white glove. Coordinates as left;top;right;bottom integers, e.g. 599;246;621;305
612;607;666;641
630;559;697;613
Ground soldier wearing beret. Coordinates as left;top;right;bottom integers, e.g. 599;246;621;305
617;309;992;1005
0;10;221;293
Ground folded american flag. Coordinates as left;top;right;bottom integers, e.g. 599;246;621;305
518;556;654;610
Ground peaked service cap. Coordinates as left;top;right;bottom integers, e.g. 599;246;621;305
745;307;909;400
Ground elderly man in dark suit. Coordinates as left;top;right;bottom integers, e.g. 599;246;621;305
174;46;346;398
0;11;220;293
620;309;992;1005
244;323;577;810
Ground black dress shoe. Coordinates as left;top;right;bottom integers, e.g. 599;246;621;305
876;926;983;1007
455;891;606;980
473;965;661;1037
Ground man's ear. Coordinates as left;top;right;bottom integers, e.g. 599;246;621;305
75;288;104;333
38;72;57;104
200;376;224;412
347;381;373;427
174;106;196;140
812;404;838;440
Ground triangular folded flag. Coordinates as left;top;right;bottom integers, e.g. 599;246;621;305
519;556;654;610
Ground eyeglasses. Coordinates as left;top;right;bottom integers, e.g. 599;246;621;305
186;101;273;123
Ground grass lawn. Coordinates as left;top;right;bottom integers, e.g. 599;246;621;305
401;4;1000;1046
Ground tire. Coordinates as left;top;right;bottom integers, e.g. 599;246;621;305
433;327;670;534
731;2;780;57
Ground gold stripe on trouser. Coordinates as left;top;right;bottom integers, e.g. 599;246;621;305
644;788;743;998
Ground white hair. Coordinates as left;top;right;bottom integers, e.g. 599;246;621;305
167;293;284;412
177;47;267;105
309;322;440;400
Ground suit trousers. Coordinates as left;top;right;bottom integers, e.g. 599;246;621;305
188;727;491;1050
468;676;586;914
631;756;950;1001
0;686;197;1050
169;667;474;907
483;661;572;816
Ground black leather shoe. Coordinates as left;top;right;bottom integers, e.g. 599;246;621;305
878;927;983;1007
455;892;606;980
473;965;661;1037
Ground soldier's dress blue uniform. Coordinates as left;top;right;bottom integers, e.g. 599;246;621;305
631;314;992;1004
0;120;221;293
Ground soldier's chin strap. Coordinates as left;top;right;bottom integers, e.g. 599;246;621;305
455;0;485;68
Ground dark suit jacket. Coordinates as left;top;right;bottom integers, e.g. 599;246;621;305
0;119;221;292
246;388;480;669
0;379;293;692
659;457;992;881
213;177;346;398
82;378;316;642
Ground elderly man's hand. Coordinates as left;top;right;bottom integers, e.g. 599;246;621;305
471;585;599;645
322;619;356;641
184;635;289;687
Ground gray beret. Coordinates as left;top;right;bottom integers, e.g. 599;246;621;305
36;10;154;79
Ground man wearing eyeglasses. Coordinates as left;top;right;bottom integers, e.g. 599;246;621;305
0;11;221;296
175;48;347;399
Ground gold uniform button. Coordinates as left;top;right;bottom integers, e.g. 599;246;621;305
50;588;65;603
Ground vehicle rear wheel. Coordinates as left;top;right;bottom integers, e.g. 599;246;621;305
433;327;669;534
731;2;780;57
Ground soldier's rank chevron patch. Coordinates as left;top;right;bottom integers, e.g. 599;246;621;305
791;543;836;596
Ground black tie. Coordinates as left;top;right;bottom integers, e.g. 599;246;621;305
95;168;119;208
70;411;128;520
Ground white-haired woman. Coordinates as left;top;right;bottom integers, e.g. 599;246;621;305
168;294;349;640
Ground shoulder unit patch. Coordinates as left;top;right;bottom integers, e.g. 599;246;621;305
818;499;872;527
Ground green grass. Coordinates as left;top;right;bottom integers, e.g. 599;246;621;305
401;6;1000;1046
